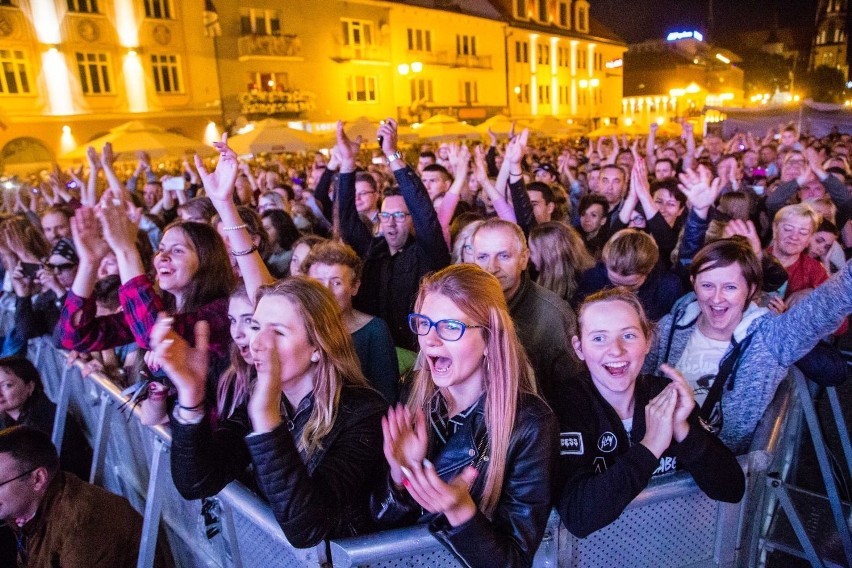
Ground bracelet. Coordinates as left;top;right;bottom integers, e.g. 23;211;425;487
221;223;248;232
231;244;258;257
178;399;205;412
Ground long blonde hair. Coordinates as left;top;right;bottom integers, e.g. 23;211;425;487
255;276;368;458
529;221;594;302
407;264;536;517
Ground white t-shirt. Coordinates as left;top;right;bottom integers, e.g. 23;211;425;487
675;327;730;407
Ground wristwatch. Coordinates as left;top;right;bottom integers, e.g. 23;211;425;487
386;151;402;163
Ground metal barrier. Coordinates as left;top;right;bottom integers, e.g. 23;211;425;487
28;335;798;568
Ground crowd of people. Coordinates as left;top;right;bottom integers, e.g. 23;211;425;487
0;115;850;567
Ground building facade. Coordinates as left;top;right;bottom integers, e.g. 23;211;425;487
0;0;220;171
622;32;744;130
809;0;848;81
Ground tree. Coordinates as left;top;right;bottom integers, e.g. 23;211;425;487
801;65;846;103
738;50;794;97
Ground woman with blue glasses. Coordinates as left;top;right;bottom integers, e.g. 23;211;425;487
371;263;558;568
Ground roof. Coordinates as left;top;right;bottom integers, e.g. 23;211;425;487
385;0;503;20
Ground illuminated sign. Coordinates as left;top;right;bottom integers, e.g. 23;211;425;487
666;31;703;42
605;58;623;69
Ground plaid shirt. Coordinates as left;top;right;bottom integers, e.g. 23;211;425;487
57;274;230;357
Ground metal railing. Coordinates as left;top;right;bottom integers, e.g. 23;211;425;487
27;335;797;568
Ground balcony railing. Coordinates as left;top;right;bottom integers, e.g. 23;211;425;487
239;89;316;119
453;53;492;69
331;44;390;63
238;34;303;61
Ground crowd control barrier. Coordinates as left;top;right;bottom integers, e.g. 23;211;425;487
27;334;806;568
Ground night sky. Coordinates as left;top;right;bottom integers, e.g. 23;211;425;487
590;0;820;44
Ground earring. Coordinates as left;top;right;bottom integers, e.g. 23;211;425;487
310;353;320;363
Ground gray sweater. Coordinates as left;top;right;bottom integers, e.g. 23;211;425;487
644;258;852;454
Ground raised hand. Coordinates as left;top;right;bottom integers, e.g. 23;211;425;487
247;331;283;433
659;364;695;442
335;121;363;173
195;133;238;203
96;198;138;255
382;404;428;486
678;166;721;219
101;142;115;170
640;384;676;458
504;128;529;165
723;219;762;259
149;315;209;410
377;118;400;157
400;460;478;526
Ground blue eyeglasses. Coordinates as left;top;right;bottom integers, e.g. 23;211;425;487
408;313;486;341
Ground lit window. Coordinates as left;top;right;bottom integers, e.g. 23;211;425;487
538;0;547;22
342;19;374;48
515;0;527;19
460;80;478;104
151;54;182;93
0;49;31;95
76;52;112;94
558;1;569;27
407;29;432;52
144;0;172;19
347;76;377;102
410;78;433;103
67;0;98;13
240;8;281;36
456;35;477;56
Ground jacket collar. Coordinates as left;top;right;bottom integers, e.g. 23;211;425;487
674;295;768;344
430;394;487;479
507;271;532;312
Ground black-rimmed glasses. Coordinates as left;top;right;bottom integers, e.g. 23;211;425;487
0;467;36;488
408;313;486;342
379;211;411;224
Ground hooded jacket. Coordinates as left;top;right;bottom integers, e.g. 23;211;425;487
644;257;852;454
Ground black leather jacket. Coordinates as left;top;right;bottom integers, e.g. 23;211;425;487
371;392;558;568
170;384;388;548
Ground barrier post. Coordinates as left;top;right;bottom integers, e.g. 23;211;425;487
89;390;114;485
217;497;244;568
50;364;72;454
137;436;169;568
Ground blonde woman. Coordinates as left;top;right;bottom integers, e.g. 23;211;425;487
372;264;557;567
529;221;595;303
150;276;388;548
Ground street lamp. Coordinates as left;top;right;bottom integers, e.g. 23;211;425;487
579;77;600;128
398;62;425;122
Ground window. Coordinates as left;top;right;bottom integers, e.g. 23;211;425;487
347;75;377;102
410;78;433;103
515;41;529;63
460;80;478;104
67;0;98;13
151;54;182;93
538;0;548;22
247;71;289;92
516;83;530;103
578;51;586;69
594;53;602;70
538;84;550;104
537;44;549;65
456;35;476;56
76;52;112;94
0;49;31;95
558;1;569;27
407;29;432;52
240;8;281;36
342;19;374;48
515;0;527;19
577;8;587;31
144;0;172;19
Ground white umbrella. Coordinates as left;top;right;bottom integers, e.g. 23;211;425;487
61;120;215;160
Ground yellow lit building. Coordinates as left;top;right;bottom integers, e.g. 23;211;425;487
212;0;624;131
497;0;626;127
0;0;220;172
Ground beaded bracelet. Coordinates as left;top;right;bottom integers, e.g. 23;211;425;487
221;223;248;231
231;244;258;257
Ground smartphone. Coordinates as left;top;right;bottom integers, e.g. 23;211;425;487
21;262;41;279
377;135;384;149
162;177;185;192
372;157;384;165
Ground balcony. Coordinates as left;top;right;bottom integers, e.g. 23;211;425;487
238;35;303;62
330;44;390;65
239;89;316;119
452;54;492;69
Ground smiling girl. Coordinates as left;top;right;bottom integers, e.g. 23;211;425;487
554;288;744;538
